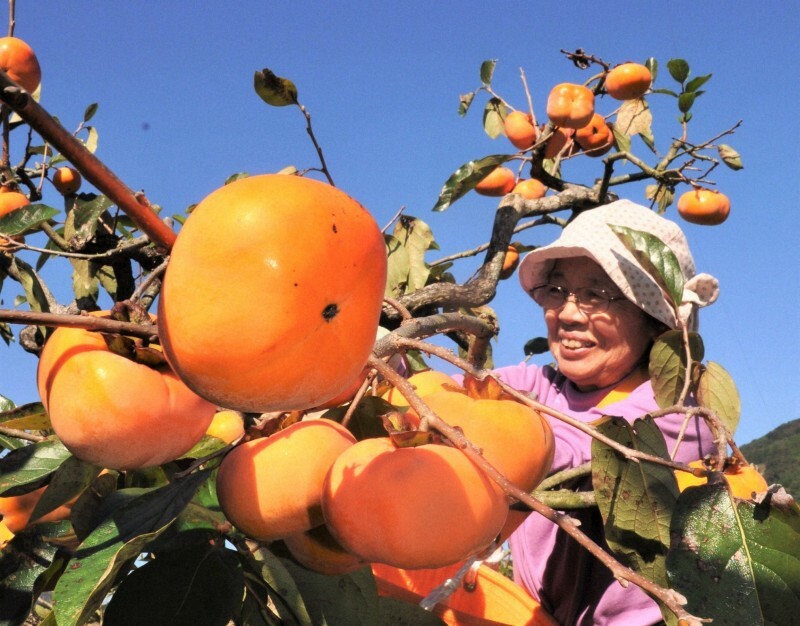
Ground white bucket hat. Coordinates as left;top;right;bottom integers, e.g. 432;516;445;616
518;199;720;329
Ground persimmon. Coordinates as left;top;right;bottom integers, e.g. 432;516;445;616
675;459;768;500
605;62;652;100
676;188;731;225
546;83;594;129
0;36;41;94
574;113;614;157
0;485;74;533
512;178;547;200
52;166;82;195
37;312;216;470
500;245;520;280
206;409;245;444
158;174;387;413
412;390;554;493
216;419;357;542
503;111;538;150
381;369;461;406
543;127;577;160
0;188;29;249
474;166;515;197
322;436;509;569
283;524;367;576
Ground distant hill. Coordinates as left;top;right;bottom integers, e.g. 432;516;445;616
740;419;800;497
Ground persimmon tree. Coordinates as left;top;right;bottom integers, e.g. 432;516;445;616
0;12;797;626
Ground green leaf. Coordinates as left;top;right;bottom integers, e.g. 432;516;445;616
645;57;658;83
29;456;102;525
667;483;800;624
685;73;712;93
67;193;114;240
432;154;514;212
323;396;398;440
83;102;98;123
458;91;475;117
666;58;690;84
650;88;679;97
718;144;744;171
609;224;685;308
384;234;410;298
10;257;50;314
523;336;549;357
69;258;100;303
0;402;49;432
0;203;59;237
247;545;315;625
483;98;506;139
392;216;435;292
83;126;98;154
0;439;71;495
696;361;741;437
649;330;704;409
611;126;632;154
677;91;697;114
254;68;299;107
479;59;497;85
592;416;677;588
102;543;243;626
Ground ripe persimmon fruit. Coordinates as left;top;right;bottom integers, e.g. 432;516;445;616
512;178;547;200
546;83;594;129
474;166;516;197
381;369;461;406
206;410;246;444
675;459;768;500
676;188;731;226
0;485;75;533
504;111;538;150
158;174;387;412
37;312;216;470
216;419;357;542
322;436;509;569
0;36;41;94
543;127;577;160
500;245;520;280
52;166;82;195
605;62;652;101
283;523;367;576
574;113;614;157
0;188;29;249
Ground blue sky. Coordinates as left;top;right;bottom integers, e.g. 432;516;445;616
2;2;798;446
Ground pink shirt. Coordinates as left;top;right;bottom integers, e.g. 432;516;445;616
489;362;714;626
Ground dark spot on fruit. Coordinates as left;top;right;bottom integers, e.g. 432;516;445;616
322;304;339;321
332;223;338;233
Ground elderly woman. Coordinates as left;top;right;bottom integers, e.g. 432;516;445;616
495;199;719;625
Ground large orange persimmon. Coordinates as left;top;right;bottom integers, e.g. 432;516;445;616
283;523;367;576
381;369;461;406
0;36;41;94
474;166;515;197
413;390;554;493
675;459;768;500
546;83;594;129
504;111;538;150
605;62;652;100
322;436;509;569
676;188;731;226
574;113;614;156
37;312;216;470
216;419;357;542
542;127;577;160
158;174;387;413
0;485;74;534
511;178;547;200
206;409;246;444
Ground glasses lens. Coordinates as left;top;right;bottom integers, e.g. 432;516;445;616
531;285;613;313
575;287;610;314
531;285;565;309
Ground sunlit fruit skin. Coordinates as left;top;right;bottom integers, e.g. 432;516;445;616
283;523;367;575
500;245;520;280
574;112;614;156
0;37;41;94
0;189;29;249
412;391;555;493
52;166;82;195
546;83;595;129
381;369;461;406
675;460;768;499
605;63;652;100
504;111;538;150
206;410;245;444
676;188;731;226
158;174;387;412
474;166;516;197
322;437;509;569
512;178;547;200
37;314;216;470
0;485;74;533
216;419;357;542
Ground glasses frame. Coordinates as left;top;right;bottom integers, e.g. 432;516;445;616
529;283;627;315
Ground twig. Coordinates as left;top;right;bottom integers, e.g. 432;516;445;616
297;103;334;186
0;425;45;442
0;309;159;340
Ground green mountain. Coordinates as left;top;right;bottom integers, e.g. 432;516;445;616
740;418;800;498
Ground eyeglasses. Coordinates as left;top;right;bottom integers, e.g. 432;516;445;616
529;284;626;315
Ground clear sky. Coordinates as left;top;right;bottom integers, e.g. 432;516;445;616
2;2;798;446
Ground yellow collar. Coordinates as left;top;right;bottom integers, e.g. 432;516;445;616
596;367;649;409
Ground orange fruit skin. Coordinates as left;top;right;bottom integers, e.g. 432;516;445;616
381;369;461;406
0;37;41;94
216;419;357;542
158;174;387;413
0;189;29;249
206;410;246;444
504;111;538;150
283;523;367;575
414;391;554;493
512;178;547;200
322;437;509;569
677;188;731;226
474;166;516;197
546;83;595;129
543;127;577;160
675;460;768;499
605;63;652;100
52;166;82;195
575;112;614;156
499;245;520;280
36;313;216;470
0;485;74;533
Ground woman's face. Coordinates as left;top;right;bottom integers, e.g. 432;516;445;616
543;257;658;391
